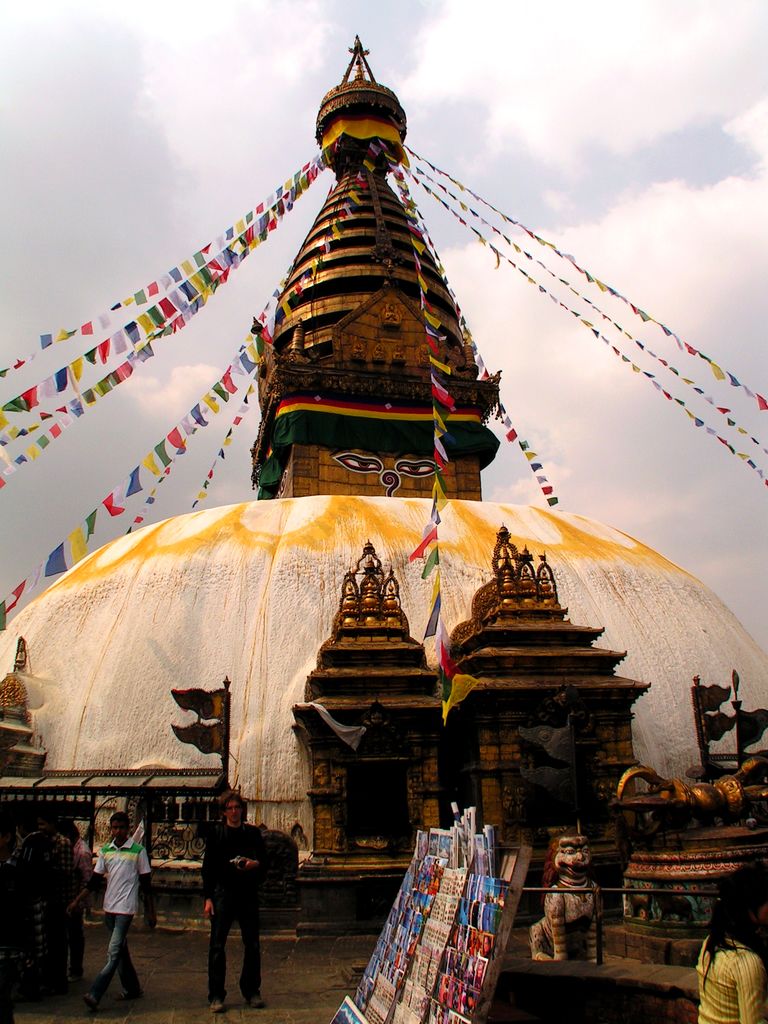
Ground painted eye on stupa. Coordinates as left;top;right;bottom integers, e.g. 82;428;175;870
332;451;384;474
394;458;436;478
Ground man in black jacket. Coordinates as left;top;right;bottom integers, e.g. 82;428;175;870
202;790;268;1013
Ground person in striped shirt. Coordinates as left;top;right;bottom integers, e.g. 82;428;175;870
697;863;768;1024
69;811;156;1012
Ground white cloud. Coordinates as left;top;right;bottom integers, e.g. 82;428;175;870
133;364;222;415
402;0;768;168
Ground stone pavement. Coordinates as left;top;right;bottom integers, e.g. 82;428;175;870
15;924;377;1024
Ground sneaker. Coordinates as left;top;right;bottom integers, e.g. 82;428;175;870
68;971;84;982
116;990;144;1001
83;993;99;1012
210;999;225;1013
246;994;266;1009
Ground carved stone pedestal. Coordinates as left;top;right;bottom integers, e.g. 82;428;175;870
623;825;768;938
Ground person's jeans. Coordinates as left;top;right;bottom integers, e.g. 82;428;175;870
87;913;140;1004
208;892;261;1003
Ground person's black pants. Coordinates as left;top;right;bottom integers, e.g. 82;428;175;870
207;892;261;1004
66;909;85;977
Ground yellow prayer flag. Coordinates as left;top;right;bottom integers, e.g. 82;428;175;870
68;526;88;565
442;673;481;723
27;445;41;460
430;572;441;607
137;314;154;336
202;395;220;414
181;260;194;276
142;453;162;477
433;480;449;512
71;357;84;382
709;362;726;381
429;355;451;375
0;411;8;430
235;219;245;234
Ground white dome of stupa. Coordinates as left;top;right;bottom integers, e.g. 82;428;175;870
1;494;765;842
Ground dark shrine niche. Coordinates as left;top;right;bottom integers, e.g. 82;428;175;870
346;761;410;841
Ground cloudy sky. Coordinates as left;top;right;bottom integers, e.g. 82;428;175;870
1;0;766;657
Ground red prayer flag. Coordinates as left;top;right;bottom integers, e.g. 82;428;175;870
20;386;38;410
410;526;438;562
167;427;185;451
97;340;110;363
148;282;159;296
159;297;177;319
221;370;237;395
81;322;94;335
6;581;26;613
103;491;126;516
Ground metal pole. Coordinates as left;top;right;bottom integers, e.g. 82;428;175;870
222;676;231;786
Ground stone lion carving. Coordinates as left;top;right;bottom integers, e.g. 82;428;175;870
529;834;596;961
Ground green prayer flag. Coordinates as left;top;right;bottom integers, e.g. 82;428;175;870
421;546;439;579
85;510;97;539
154;440;172;468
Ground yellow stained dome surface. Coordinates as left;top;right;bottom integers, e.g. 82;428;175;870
1;495;765;840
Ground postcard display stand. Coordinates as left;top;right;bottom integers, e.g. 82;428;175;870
330;811;532;1024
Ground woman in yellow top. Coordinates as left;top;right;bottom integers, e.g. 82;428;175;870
698;863;768;1024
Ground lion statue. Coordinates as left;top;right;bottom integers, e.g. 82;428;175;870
529;833;596;961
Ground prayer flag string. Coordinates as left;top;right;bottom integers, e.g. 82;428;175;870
0;153;329;490
0;152;330;380
406;166;768;463
406;169;767;490
406;147;768;416
190;385;256;510
398;173;560;507
372;143;480;722
0;324;264;629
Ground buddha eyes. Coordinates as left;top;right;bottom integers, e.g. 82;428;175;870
331;452;436;478
395;459;435;478
333;452;384;473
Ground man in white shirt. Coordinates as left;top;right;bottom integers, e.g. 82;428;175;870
69;811;156;1011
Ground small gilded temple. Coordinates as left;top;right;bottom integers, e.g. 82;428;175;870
1;41;767;928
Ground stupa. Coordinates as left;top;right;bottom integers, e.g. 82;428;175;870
1;40;766;927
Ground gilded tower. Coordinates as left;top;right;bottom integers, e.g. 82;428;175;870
251;39;500;501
